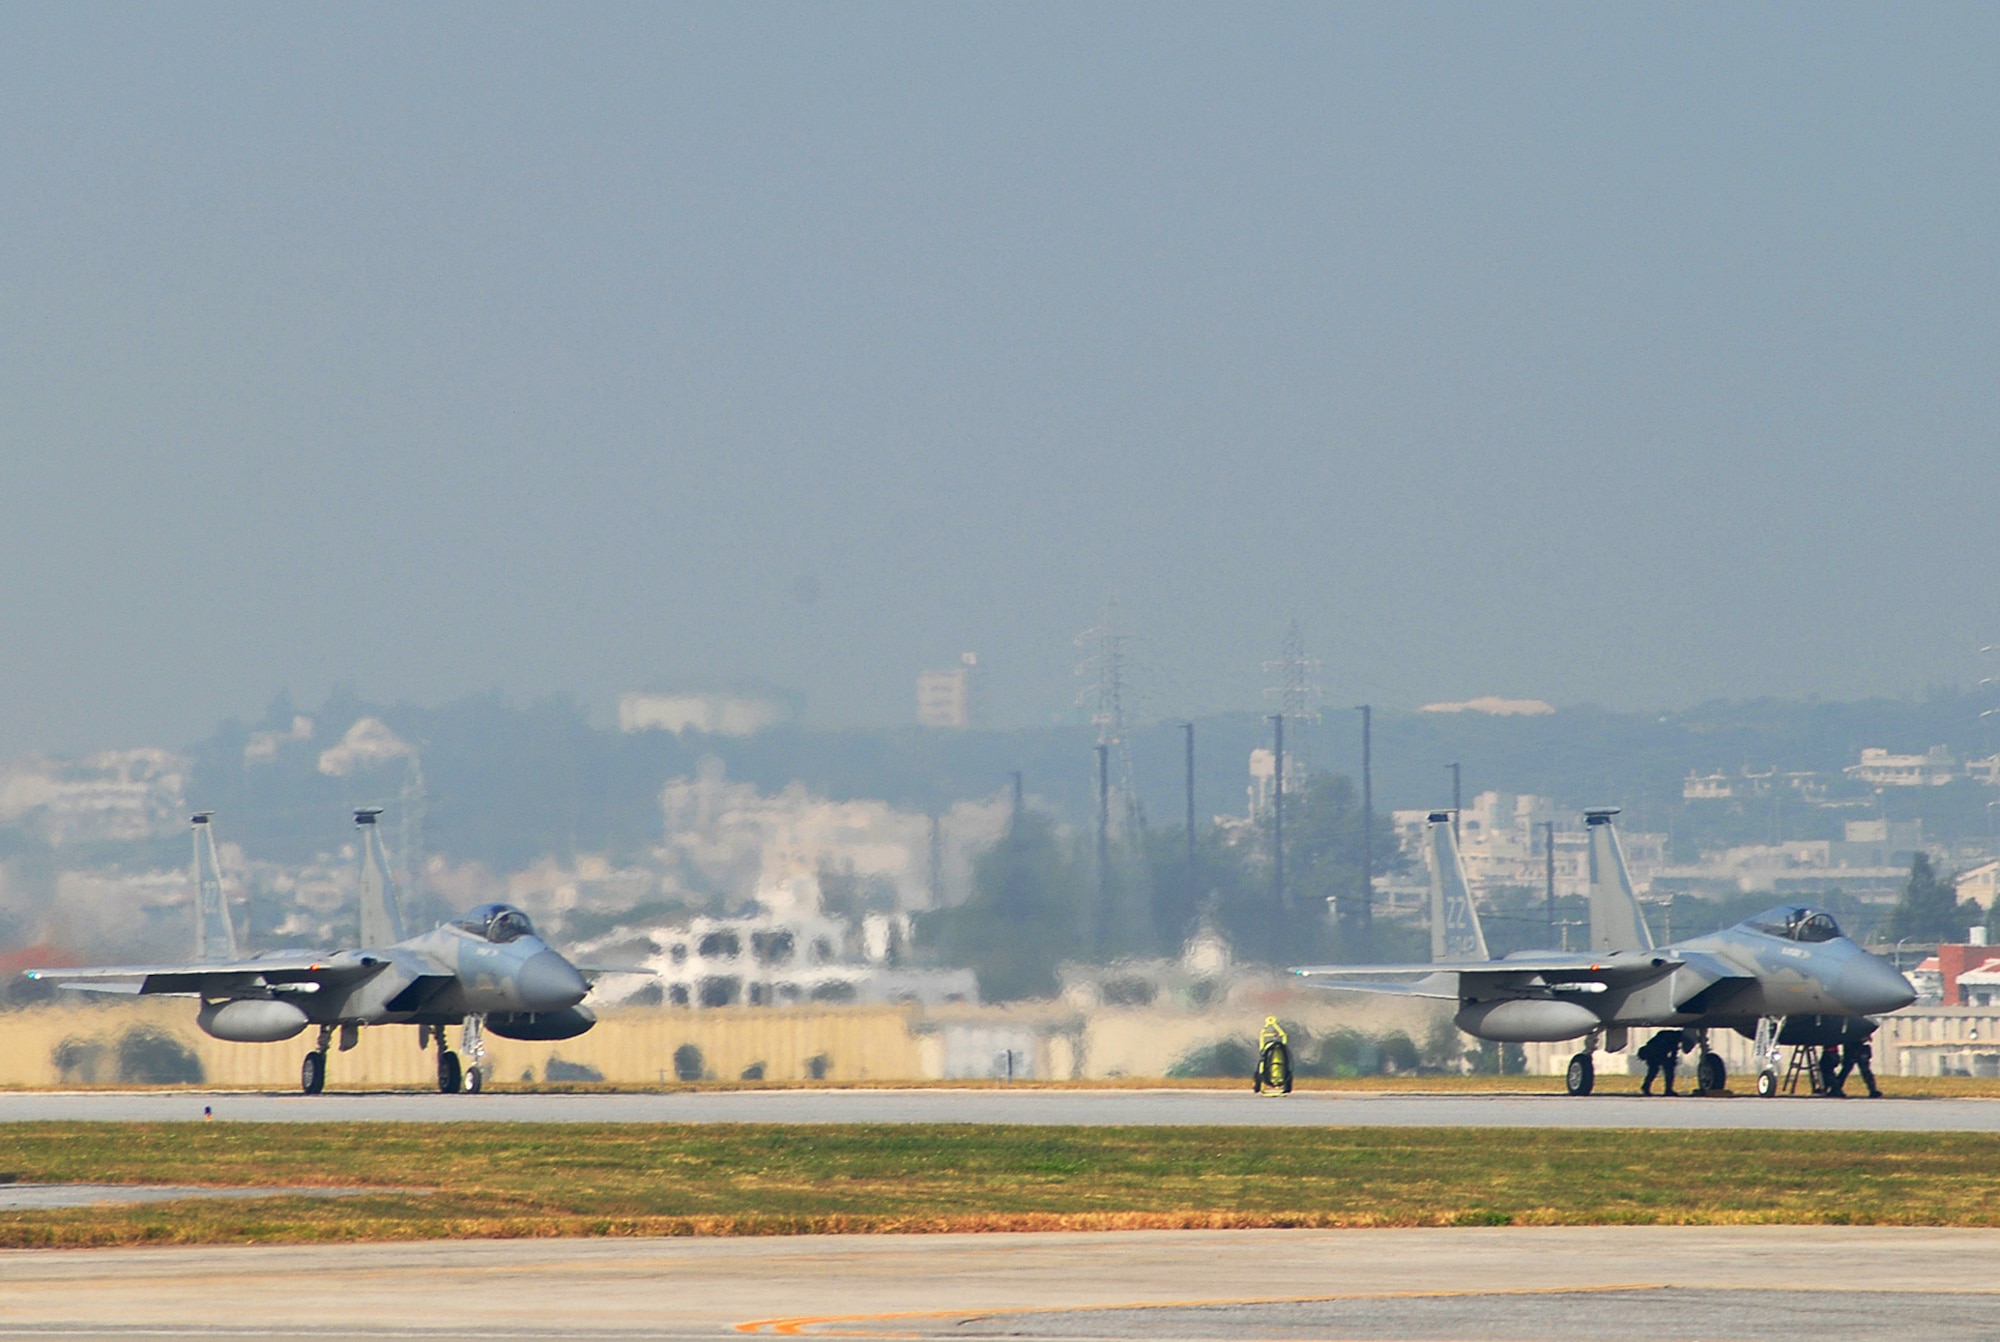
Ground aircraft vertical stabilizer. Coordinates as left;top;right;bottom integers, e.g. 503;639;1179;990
1585;808;1652;953
191;813;237;963
1425;812;1490;962
355;808;406;948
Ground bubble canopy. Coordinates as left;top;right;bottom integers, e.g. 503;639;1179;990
451;902;537;944
1746;906;1842;943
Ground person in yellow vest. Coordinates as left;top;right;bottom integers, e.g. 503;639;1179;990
1255;1016;1293;1094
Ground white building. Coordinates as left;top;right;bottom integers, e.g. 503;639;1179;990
589;902;977;1010
1959;861;2000;912
618;690;795;737
916;655;978;728
1846;746;1958;788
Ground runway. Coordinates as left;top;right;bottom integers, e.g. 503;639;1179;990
2;1086;1997;1129
2;1227;1996;1341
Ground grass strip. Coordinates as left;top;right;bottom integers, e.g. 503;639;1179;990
1;1122;1998;1248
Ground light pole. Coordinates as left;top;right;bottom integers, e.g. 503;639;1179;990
1356;705;1372;934
1269;713;1286;912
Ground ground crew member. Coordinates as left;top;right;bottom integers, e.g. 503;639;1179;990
1255;1016;1292;1094
1818;1043;1841;1096
1638;1030;1684;1095
1834;1037;1882;1098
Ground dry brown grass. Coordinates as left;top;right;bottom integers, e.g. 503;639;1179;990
3;1121;2000;1248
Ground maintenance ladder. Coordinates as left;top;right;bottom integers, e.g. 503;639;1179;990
1782;1043;1833;1095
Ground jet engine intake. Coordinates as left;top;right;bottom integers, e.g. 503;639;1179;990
485;1005;596;1041
197;998;310;1043
1455;998;1601;1042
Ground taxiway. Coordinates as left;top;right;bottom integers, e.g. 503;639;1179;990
2;1226;1996;1341
0;1086;1996;1130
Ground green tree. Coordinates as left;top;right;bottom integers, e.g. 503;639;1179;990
918;812;1084;1001
1886;853;1976;944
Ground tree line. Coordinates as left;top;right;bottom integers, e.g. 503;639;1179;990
921;772;1416;1001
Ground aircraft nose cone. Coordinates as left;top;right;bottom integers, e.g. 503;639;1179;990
517;950;588;1010
1835;954;1916;1016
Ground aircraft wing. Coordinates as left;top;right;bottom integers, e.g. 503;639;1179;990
1283;969;1465;1000
1292;951;1684;998
26;951;392;998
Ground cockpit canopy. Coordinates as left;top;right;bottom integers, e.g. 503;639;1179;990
1747;905;1843;944
452;902;537;944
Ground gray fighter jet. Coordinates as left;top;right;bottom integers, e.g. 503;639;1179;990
1294;809;1915;1095
29;810;597;1094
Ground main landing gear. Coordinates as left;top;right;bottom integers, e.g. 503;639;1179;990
421;1020;484;1094
1696;1049;1727;1094
1565;1049;1595;1096
301;1024;334;1095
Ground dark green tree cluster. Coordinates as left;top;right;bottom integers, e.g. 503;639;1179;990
1885;853;1979;944
922;771;1409;1001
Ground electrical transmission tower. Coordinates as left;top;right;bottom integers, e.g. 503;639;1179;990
1075;593;1144;838
1262;619;1324;775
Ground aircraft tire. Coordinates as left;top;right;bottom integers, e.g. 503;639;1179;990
301;1050;326;1095
1756;1069;1779;1098
1564;1053;1594;1096
437;1050;462;1095
464;1066;483;1094
1697;1052;1726;1094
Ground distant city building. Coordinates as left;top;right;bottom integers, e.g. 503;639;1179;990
1417;696;1555;717
1958;860;2000;911
1843;818;1924;852
617;690;795;736
916;654;977;728
1682;767;1836;803
1846;746;1958;788
0;749;187;847
1683;772;1735;800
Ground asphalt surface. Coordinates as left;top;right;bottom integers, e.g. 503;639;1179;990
3;1227;1996;1341
2;1086;1998;1129
0;1184;399;1211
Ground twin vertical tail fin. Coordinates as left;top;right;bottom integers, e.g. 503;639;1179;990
1425;812;1490;962
1585;808;1653;953
191;813;238;963
355;808;407;948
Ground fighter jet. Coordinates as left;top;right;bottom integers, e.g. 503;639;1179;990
1293;809;1915;1095
28;810;597;1095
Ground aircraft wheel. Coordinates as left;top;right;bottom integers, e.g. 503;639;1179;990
1565;1052;1595;1096
1756;1069;1779;1098
463;1066;483;1094
301;1050;326;1095
1697;1052;1726;1094
437;1050;462;1095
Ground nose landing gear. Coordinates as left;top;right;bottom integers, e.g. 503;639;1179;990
1564;1050;1595;1096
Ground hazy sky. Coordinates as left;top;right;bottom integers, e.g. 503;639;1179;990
3;5;1998;756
